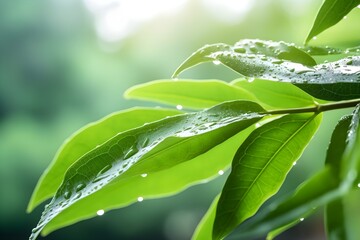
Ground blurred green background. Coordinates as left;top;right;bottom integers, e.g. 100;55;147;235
1;0;359;239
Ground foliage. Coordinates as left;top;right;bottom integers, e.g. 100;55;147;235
28;1;360;239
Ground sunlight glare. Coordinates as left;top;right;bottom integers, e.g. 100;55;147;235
84;0;188;42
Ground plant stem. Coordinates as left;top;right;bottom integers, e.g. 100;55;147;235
264;99;360;115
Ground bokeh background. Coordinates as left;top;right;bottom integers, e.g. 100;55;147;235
1;0;359;239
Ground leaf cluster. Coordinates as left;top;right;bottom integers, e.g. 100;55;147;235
28;1;360;239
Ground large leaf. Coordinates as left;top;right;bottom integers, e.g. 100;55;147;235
172;40;316;78
305;0;360;44
27;108;182;212
173;42;360;100
125;78;316;111
232;105;360;239
230;79;316;109
42;126;256;236
124;79;257;110
29;101;265;240
212;113;322;239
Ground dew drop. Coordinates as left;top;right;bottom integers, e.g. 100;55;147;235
247;77;255;83
218;170;224;175
176;105;183;110
97;209;105;216
64;191;72;199
137;196;144;202
300;218;304;221
141;138;150;148
343;16;347;19
312;36;317;40
76;183;86;192
124;146;139;159
293;161;297;166
213;60;221;65
98;164;112;175
357;183;360;188
358;4;360;8
141;173;148;178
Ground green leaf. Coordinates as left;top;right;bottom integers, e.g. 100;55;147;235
124;79;257;110
27;108;181;212
212;113;322;239
172;40;316;78
174;42;360;100
305;0;360;44
325;198;347;240
29;101;265;240
231;79;316;109
233;106;360;239
125;78;317;111
43;126;256;236
192;195;220;240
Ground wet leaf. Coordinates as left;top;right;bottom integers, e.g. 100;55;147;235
212;113;322;239
305;0;360;44
27;108;182;212
29;101;265;240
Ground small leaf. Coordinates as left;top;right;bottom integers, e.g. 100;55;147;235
27;108;181;212
192;195;220;240
212;113;322;239
29;101;265;240
305;0;360;44
124;79;257;109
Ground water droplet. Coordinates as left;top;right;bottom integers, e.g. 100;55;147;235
173;77;178;81
97;209;105;216
358;4;360;8
124;146;139;159
98;164;112;175
357;183;360;188
213;60;221;65
312;36;317;40
176;105;183;110
343;16;347;19
76;183;86;192
300;218;304;221
272;60;283;64
247;77;255;83
137;196;144;202
64;191;72;199
218;170;224;175
235;47;246;53
141;173;148;178
293;162;297;166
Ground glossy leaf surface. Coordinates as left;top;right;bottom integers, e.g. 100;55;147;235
305;0;360;44
28;108;182;212
212;113;322;239
29;101;265;240
124;79;256;109
234;106;360;239
173;41;360;101
125;78;316;111
173;40;316;78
